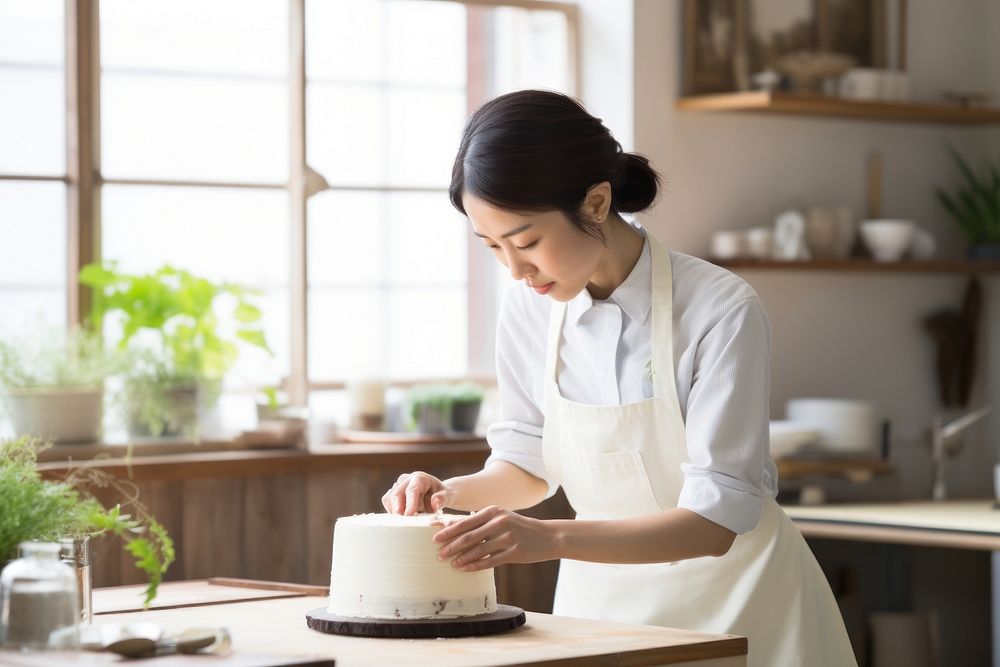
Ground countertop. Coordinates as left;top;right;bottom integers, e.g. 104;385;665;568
783;500;1000;550
1;580;748;667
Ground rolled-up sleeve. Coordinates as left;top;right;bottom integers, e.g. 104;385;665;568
677;297;772;535
484;289;559;498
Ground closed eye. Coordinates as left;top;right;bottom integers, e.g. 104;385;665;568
515;240;539;251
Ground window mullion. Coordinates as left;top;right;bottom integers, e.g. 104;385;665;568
65;0;101;327
289;0;309;418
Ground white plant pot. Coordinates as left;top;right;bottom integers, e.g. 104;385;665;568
4;387;103;444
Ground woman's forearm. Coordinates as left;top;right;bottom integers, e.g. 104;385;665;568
551;509;737;564
444;461;549;512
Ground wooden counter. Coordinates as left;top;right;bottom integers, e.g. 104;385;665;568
60;580;746;667
37;442;573;616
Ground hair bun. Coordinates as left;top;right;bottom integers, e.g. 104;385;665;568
612;153;660;213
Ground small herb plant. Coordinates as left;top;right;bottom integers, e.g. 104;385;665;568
0;436;175;606
0;326;121;390
79;263;272;436
935;146;1000;246
405;383;484;433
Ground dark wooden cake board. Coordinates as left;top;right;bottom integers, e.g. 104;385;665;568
306;604;526;639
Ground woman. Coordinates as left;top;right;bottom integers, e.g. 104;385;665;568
383;90;856;666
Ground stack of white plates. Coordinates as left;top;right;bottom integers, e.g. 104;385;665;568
786;398;878;455
768;420;820;459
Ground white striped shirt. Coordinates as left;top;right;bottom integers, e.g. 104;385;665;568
486;234;778;534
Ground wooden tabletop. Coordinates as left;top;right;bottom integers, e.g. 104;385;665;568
72;580;748;667
784;500;1000;551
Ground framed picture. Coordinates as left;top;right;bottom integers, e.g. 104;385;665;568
683;0;905;95
683;0;749;95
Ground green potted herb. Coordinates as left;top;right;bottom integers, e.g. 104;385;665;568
405;384;453;434
0;435;174;607
0;327;123;444
79;263;272;437
935;146;1000;259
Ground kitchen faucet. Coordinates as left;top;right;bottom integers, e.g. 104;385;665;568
930;405;992;500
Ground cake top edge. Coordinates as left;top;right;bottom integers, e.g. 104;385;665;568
335;512;445;527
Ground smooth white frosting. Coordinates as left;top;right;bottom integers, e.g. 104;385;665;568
327;513;498;619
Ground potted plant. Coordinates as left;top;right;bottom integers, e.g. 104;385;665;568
79;263;272;438
0;327;123;444
448;383;484;433
403;383;484;434
935;146;1000;259
405;384;453;434
0;435;175;608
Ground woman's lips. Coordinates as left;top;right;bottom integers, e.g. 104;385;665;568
532;282;554;295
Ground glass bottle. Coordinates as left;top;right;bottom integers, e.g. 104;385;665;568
0;541;80;651
58;536;92;624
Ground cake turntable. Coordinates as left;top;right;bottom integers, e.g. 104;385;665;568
305;605;525;639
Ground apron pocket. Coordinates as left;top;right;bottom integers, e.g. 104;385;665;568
561;449;662;519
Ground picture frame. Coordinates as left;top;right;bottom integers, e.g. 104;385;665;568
683;0;905;96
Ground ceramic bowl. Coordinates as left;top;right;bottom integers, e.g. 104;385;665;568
860;219;916;262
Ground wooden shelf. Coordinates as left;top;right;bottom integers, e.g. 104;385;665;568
677;91;1000;125
776;456;892;482
713;258;1000;273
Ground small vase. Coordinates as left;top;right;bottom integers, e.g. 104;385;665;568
58;537;92;625
450;400;482;433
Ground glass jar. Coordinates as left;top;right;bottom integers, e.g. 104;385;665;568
58;536;92;624
0;542;80;651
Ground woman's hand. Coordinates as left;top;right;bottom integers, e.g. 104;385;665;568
382;471;454;515
433;506;556;571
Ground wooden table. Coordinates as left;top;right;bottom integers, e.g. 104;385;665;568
0;580;747;667
784;500;1000;667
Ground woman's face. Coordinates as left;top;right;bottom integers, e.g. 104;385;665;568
463;193;605;302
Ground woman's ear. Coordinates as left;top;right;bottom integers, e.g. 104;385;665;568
582;181;613;224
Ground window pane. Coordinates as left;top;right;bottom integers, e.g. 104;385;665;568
100;0;288;183
307;84;464;188
387;192;466;286
388;288;466;378
102;184;290;385
308;190;384;287
308;287;384;379
102;75;288;184
0;180;66;333
0;0;63;65
101;0;287;77
0;0;64;176
490;8;570;96
306;0;466;86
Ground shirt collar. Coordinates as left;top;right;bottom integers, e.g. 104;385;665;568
566;235;652;327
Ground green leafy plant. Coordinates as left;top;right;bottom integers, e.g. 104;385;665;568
0;436;174;606
405;384;454;432
78;263;272;436
0;326;121;390
935;146;1000;245
405;383;484;432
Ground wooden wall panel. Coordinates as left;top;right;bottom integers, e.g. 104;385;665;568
181;477;245;579
305;470;373;585
244;474;307;582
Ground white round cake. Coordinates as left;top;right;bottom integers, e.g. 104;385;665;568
327;513;498;620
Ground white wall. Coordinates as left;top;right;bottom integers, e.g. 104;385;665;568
631;0;999;500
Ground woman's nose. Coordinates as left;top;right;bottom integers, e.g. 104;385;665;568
507;254;534;281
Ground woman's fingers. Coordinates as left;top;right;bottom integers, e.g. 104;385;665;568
433;506;500;544
430;488;454;512
403;476;427;516
382;471;446;515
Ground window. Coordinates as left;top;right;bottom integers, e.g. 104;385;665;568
0;0;576;422
0;0;67;333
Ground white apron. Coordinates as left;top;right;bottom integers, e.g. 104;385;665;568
541;235;857;667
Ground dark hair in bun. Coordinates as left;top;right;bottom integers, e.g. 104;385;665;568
449;90;660;241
